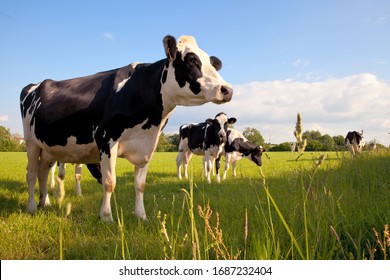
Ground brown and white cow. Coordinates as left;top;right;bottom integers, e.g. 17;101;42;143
20;35;233;221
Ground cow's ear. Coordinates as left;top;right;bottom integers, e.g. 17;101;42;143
210;56;222;71
206;118;214;125
228;117;237;124
163;35;178;61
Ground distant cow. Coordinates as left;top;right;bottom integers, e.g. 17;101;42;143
215;128;265;181
345;130;366;155
49;163;102;196
20;35;233;221
176;113;236;183
368;141;377;151
290;142;296;153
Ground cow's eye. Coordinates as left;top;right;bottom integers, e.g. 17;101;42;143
185;53;202;70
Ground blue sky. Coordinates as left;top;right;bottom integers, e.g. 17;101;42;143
1;0;389;145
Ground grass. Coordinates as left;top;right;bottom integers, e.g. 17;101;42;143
0;150;389;259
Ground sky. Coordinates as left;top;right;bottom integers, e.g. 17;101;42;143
1;0;389;146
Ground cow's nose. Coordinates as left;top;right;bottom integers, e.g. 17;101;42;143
221;86;233;102
219;131;227;142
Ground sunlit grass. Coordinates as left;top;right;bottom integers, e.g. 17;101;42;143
0;150;389;259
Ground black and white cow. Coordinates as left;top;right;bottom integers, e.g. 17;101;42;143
176;113;236;183
49;163;83;195
20;35;233;221
215;128;265;181
345;130;366;155
49;162;101;196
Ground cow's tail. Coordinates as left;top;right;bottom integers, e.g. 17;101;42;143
86;163;102;184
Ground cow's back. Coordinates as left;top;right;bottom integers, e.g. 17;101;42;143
179;123;208;153
20;64;139;162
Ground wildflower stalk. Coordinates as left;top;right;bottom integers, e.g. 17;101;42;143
294;113;307;161
373;224;390;260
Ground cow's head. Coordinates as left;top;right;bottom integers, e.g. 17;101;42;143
247;146;266;166
163;35;233;105
357;130;366;151
206;112;237;143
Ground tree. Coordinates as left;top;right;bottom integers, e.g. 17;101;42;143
242;127;265;147
0;125;25;152
321;134;335;151
167;133;180;151
333;135;345;150
156;132;171;152
303;130;322;141
268;142;291;151
306;140;323;151
156;133;180;152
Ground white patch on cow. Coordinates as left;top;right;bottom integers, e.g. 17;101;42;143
20;83;41;107
117;119;164;167
116;62;141;93
116;77;130;93
27;83;41;94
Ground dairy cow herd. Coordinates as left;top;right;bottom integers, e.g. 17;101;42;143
19;35;370;220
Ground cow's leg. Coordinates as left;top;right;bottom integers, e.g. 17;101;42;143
26;144;41;213
176;151;184;180
232;160;238;177
37;158;54;208
75;164;82;196
183;151;193;179
222;153;231;180
100;144;118;222
49;164;56;189
204;151;213;184
55;163;66;201
215;156;221;183
134;163;149;220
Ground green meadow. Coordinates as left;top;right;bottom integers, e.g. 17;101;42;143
0;150;389;260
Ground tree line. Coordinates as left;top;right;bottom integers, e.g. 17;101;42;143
1;125;385;152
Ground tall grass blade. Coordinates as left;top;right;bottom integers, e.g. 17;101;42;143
262;184;305;259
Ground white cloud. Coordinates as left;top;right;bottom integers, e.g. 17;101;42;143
0;115;9;122
103;32;114;40
293;58;309;67
167;73;390;146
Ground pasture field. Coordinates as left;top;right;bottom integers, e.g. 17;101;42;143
0;150;389;260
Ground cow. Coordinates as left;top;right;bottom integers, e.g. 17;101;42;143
20;35;233;221
176;113;236;183
215;128;265;182
49;163;83;195
49;162;102;196
368;140;377;151
290;142;296;153
345;130;366;155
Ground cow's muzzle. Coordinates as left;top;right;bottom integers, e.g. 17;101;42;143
221;86;233;102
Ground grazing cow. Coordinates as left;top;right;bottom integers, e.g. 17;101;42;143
368;141;377;151
345;130;366;155
290;142;296;153
176;113;236;183
215;128;265;181
49;163;102;196
20;35;233;221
